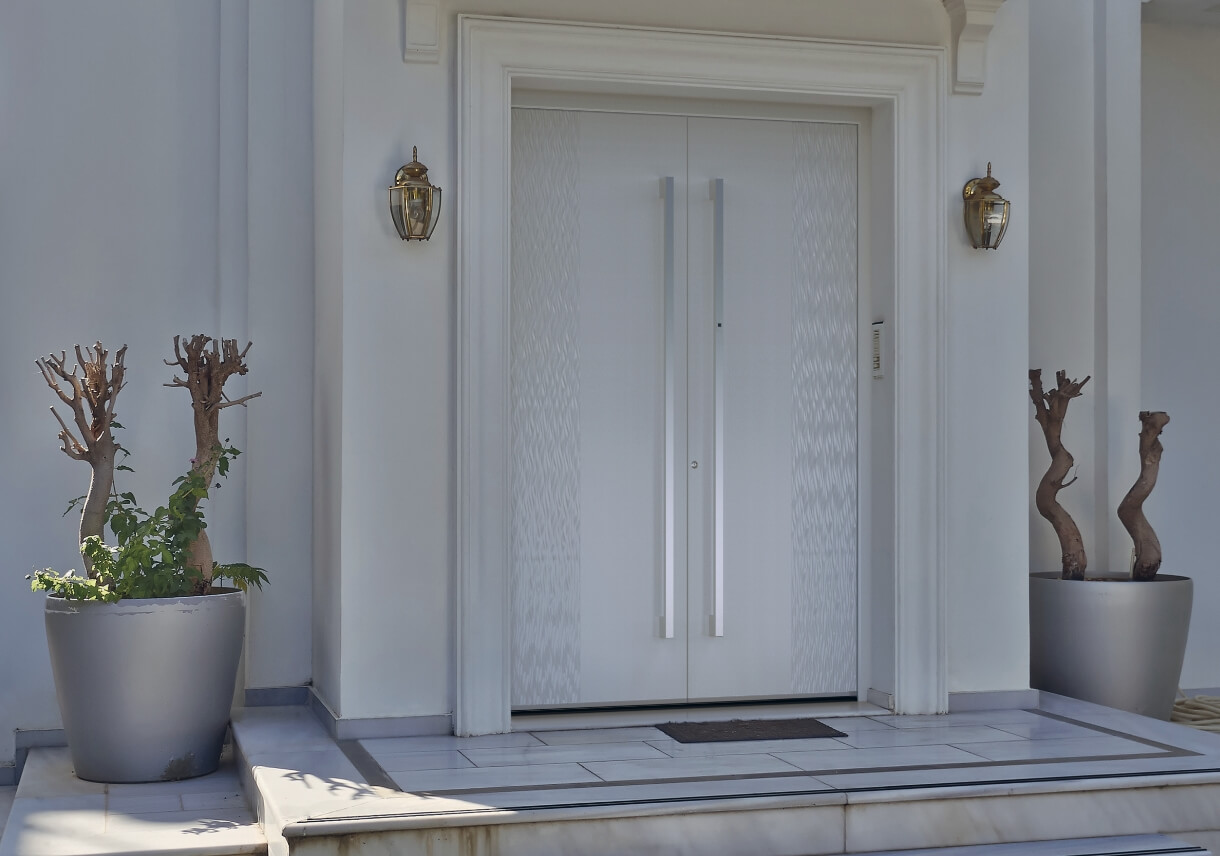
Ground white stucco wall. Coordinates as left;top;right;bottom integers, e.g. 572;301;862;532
944;0;1031;694
1141;21;1220;690
0;0;313;770
1028;0;1144;581
1029;1;1100;575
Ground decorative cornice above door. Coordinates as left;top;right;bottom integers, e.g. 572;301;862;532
401;0;440;63
943;0;1006;95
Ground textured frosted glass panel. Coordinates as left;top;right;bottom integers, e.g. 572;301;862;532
510;110;581;706
791;122;858;694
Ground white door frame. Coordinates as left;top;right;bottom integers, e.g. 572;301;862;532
457;14;947;735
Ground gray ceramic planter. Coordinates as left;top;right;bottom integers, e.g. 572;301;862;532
1029;572;1192;720
44;589;245;782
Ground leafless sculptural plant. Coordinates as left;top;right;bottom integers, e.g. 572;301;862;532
1030;368;1170;581
36;343;128;576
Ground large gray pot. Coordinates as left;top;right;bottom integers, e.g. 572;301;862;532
44;589;245;783
1030;572;1192;720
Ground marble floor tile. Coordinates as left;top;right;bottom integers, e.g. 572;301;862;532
986;720;1108;740
13;749;105;799
179;790;249;812
0;798;108;856
530;726;669;745
816;717;901;733
230;705;337;752
391;762;601;793
582;752;804;782
105;793;184;814
950;735;1164;762
0;787;13;839
645;736;852;757
369;750;475;772
460;742;672;768
361;733;545;755
101;807;263;853
866;710;1046;729
837;725;1025;748
775;743;986;772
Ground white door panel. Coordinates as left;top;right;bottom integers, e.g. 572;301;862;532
686;118;800;698
686;117;859;700
510;109;689;707
510;108;857;708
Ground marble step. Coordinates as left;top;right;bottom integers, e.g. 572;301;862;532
854;834;1210;856
231;700;1220;856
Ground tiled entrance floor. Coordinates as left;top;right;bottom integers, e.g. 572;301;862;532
233;694;1220;855
348;707;1195;800
8;694;1220;855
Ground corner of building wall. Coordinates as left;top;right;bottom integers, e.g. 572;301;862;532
312;0;346;720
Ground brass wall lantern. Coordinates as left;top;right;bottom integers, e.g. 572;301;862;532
388;147;442;240
962;162;1010;250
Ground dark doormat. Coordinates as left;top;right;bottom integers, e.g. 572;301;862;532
656;717;847;743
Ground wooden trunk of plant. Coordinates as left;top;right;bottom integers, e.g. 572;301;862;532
1118;411;1170;580
36;344;128;577
165;335;261;591
1029;369;1090;580
1031;368;1170;580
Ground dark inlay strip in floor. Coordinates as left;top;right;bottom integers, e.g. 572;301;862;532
337;739;402;791
1030;709;1196;754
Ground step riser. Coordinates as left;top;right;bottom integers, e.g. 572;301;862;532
282;786;1220;856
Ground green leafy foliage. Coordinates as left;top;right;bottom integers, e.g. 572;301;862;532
30;444;268;601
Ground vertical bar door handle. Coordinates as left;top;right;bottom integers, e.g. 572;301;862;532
711;178;726;638
661;177;676;639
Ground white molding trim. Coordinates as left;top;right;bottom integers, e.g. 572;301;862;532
402;0;440;63
943;0;1005;95
457;15;947;735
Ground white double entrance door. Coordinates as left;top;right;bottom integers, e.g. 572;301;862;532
509;108;860;709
